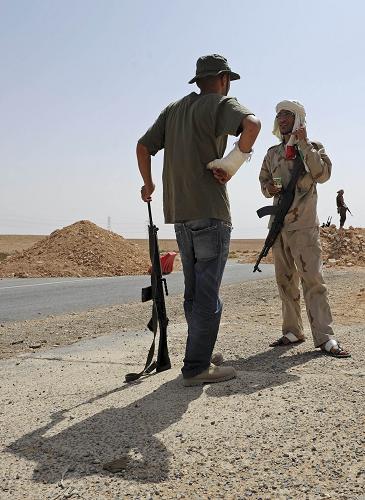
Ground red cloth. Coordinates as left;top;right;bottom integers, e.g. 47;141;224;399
160;252;177;274
148;252;177;275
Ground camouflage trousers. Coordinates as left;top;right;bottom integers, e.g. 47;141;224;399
272;226;334;347
338;207;347;228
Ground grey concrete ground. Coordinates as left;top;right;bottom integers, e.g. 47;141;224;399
0;270;364;499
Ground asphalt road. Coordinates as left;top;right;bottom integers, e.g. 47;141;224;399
0;262;274;323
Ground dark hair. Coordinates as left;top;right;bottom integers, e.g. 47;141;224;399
196;73;227;91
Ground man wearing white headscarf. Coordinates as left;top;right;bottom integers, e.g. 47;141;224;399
259;100;351;358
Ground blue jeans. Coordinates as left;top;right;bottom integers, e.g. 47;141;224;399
174;218;232;378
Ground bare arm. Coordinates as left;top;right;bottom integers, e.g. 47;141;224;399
238;115;261;153
211;115;261;184
136;142;155;202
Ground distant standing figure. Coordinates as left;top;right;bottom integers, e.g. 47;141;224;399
336;189;347;228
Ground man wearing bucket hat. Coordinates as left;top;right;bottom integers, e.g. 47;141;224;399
259;100;350;358
137;54;261;386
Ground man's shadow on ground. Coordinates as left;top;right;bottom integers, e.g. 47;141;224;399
6;345;319;485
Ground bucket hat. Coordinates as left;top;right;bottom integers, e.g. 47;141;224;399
188;54;240;84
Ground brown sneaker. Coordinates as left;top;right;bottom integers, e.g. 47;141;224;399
183;365;236;387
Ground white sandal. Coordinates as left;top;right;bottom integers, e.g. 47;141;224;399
270;332;305;347
320;339;351;358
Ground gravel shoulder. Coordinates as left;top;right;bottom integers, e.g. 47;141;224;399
0;268;364;499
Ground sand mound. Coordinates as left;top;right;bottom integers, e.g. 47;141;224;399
237;226;365;267
0;220;151;278
320;226;365;267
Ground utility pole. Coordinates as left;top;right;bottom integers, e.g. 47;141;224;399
107;216;111;231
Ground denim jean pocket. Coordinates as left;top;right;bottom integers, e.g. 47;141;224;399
191;225;219;261
174;223;183;239
221;221;232;230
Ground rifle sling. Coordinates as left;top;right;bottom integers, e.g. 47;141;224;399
125;208;171;383
125;301;159;383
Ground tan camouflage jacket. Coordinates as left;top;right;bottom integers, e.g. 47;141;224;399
259;138;332;230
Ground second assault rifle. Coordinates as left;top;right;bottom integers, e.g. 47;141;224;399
253;148;305;273
321;216;332;227
125;201;171;382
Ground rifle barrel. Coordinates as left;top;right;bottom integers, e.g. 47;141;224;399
147;200;153;226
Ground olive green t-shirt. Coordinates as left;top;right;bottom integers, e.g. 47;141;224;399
138;92;253;223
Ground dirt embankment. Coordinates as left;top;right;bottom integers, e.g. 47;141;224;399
320;225;365;267
237;226;365;267
0;221;150;278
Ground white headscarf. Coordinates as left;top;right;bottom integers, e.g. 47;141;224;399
273;100;306;146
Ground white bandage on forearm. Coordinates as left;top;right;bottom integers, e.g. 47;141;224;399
207;143;252;176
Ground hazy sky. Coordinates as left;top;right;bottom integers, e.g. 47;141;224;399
1;0;364;238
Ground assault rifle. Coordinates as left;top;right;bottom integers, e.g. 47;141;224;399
321;216;332;228
253;148;305;273
337;206;354;216
125;201;171;382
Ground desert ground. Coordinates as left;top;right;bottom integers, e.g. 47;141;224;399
0;235;46;254
0;233;364;499
0;235;46;262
